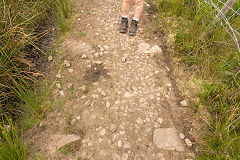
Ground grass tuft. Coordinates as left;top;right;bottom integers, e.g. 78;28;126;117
0;116;26;160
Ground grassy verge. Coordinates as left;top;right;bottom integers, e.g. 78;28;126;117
0;0;71;159
150;0;240;159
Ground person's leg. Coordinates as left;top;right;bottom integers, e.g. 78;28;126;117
133;0;144;20
122;0;132;17
120;0;132;33
129;0;144;36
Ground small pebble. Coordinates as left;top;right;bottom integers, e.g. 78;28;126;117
68;69;74;73
109;124;117;132
122;153;129;160
56;74;62;79
136;117;143;125
117;140;123;148
71;119;77;125
185;138;193;147
100;128;106;136
56;83;61;89
59;90;64;96
123;142;130;149
48;56;53;61
156;153;163;158
65;62;71;67
179;133;185;139
122;56;127;62
81;54;87;59
113;154;121;160
67;83;73;89
106;101;111;108
180;100;188;107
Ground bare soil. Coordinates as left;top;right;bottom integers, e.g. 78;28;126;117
24;0;196;160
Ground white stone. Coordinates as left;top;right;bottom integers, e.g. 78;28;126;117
48;56;53;61
156;153;164;158
185;138;192;147
144;2;150;7
81;54;87;59
117;140;123;147
122;153;129;160
153;128;185;151
106;101;111;108
56;83;61;89
167;83;172;87
67;83;73;89
165;66;170;72
59;91;65;96
56;74;62;79
95;61;103;65
68;69;74;73
179;133;185;139
94;52;100;57
113;154;121;160
92;94;99;99
149;45;162;53
157;118;163;124
123;142;131;149
100;128;106;136
65;62;71;67
100;91;107;96
109;124;117;132
139;97;145;103
180;100;188;107
63;60;68;65
123;92;132;98
76;116;81;120
122;56;127;62
137;43;151;54
120;131;125;135
71;119;77;125
136;117;143;125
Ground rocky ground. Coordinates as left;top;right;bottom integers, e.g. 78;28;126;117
25;0;196;159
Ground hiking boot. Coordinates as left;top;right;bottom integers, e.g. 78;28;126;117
129;19;138;36
120;17;128;33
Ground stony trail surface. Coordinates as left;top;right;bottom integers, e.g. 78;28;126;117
25;0;195;160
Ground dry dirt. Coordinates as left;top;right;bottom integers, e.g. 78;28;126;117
25;0;196;159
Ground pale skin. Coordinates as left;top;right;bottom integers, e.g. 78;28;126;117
122;0;144;19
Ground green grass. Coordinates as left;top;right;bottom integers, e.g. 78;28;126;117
152;0;240;159
58;142;79;155
0;0;71;159
0;117;26;160
77;32;86;38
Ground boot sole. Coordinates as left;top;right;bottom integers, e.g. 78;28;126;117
120;29;127;33
129;32;136;36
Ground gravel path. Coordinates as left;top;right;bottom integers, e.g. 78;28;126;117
25;0;195;160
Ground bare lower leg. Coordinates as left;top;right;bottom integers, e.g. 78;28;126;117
134;0;144;19
122;0;131;16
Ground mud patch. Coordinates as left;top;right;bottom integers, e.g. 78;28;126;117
83;63;110;83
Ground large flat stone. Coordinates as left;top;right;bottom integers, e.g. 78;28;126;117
48;134;81;154
153;128;184;151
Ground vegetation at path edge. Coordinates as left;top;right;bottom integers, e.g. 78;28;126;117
152;0;240;159
0;0;71;159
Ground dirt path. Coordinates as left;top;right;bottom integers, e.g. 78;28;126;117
26;0;195;159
